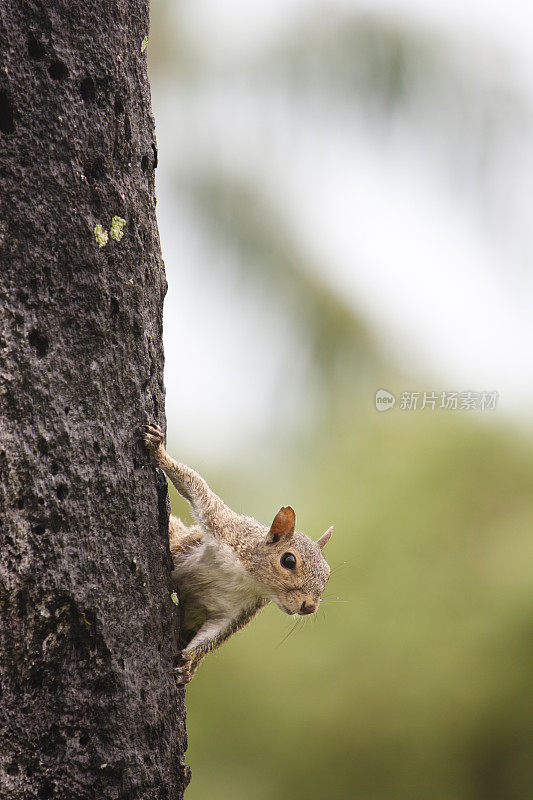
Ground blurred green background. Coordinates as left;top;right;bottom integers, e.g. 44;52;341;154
148;2;533;798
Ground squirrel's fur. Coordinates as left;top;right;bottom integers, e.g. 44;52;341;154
140;424;333;683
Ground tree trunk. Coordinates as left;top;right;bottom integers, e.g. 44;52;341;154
0;2;189;798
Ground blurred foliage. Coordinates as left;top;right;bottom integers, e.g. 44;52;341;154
180;168;389;400
149;3;533;799
148;2;200;78
260;13;441;108
151;0;531;243
172;412;533;800
251;10;530;201
259;12;520;109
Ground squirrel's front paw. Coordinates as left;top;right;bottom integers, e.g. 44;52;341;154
172;651;194;685
138;423;165;464
139;423;164;448
172;664;193;685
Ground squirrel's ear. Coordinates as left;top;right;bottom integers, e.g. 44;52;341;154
317;526;333;550
267;506;296;544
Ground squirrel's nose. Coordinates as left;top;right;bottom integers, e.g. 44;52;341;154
299;601;317;615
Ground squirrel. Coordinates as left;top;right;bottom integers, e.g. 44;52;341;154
139;424;333;684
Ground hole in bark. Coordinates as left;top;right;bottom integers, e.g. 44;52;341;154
124;115;131;142
30;278;38;293
50;462;59;475
48;60;68;80
64;406;70;414
79;732;90;746
110;297;119;316
6;763;18;775
28;36;46;60
152;143;158;169
17;498;24;509
141;154;149;173
90;187;102;211
49;513;62;532
130;512;137;522
114;95;124;116
56;483;68;501
93;672;117;694
93;441;100;453
28;329;49;358
153;398;159;415
33;524;46;535
17;289;28;304
80;77;95;103
86;157;105;184
29;669;44;690
132;458;140;469
17;589;29;615
0;90;15;134
141;689;146;701
38;779;54;798
129;559;137;573
38;436;49;455
38;497;45;505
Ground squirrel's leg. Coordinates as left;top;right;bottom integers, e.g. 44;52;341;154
174;599;268;684
169;515;203;558
139;424;227;532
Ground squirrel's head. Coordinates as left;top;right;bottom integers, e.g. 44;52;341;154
257;506;332;616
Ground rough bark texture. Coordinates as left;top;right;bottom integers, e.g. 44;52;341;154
0;2;189;798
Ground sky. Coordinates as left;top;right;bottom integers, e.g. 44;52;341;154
151;0;533;458
173;0;533;77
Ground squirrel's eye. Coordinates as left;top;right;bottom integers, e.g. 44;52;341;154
280;552;296;570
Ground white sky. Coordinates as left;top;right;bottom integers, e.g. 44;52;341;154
152;0;533;458
175;0;533;77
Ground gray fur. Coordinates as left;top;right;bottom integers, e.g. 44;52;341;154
140;424;332;683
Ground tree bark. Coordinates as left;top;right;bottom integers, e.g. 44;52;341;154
0;2;189;798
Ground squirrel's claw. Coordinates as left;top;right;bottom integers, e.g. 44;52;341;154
172;650;194;684
172;657;193;684
138;423;165;450
172;665;193;684
138;423;164;436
